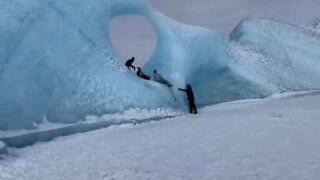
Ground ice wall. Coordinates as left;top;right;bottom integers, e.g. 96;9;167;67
0;0;179;130
143;13;233;105
144;17;320;106
143;17;270;106
229;18;320;93
1;0;320;131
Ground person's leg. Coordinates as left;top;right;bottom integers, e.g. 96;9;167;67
164;80;173;87
190;100;197;114
143;75;150;80
193;104;198;114
188;101;193;113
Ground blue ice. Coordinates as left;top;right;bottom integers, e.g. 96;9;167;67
1;1;320;130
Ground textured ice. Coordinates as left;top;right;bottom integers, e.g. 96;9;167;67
1;1;320;130
0;140;7;154
229;18;320;94
143;13;231;106
144;17;320;106
0;0;180;130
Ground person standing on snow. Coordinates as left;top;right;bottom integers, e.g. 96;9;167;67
125;57;136;70
136;67;150;80
153;70;173;87
178;84;197;114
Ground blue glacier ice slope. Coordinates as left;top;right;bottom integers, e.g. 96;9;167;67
0;0;180;130
1;1;320;130
229;18;320;93
144;17;320;106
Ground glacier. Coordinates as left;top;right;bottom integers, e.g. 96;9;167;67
229;18;320;93
1;0;320;130
0;0;182;130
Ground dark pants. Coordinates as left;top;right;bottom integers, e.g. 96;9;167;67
188;99;197;114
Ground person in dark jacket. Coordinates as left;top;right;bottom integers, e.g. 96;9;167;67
136;67;150;80
178;84;197;114
125;57;136;70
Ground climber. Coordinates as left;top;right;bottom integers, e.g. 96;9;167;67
125;57;136;70
178;84;197;114
153;70;173;87
136;67;150;80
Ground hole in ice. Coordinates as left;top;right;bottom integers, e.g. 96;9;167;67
109;15;157;67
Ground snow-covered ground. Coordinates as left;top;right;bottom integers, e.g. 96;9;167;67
1;91;320;180
0;108;182;139
0;108;183;148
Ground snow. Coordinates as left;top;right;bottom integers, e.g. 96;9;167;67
1;91;320;180
0;120;70;139
0;108;183;148
0;108;182;139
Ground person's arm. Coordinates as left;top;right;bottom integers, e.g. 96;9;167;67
178;88;187;92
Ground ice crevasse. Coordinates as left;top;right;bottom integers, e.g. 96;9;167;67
1;0;320;130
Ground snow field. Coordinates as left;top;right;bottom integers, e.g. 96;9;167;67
1;91;320;180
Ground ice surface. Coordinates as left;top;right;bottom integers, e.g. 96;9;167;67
143;12;231;106
229;18;320;94
230;18;320;93
0;0;179;130
310;18;320;33
0;141;7;154
0;108;183;148
144;17;320;106
0;0;232;130
1;1;320;131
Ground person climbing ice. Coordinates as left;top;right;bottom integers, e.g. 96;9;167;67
125;57;136;70
153;70;173;87
136;67;150;80
178;84;197;114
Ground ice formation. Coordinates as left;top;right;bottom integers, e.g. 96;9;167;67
0;140;7;154
1;1;320;130
229;18;320;93
0;0;182;129
144;17;320;105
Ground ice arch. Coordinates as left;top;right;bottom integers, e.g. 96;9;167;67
0;0;231;130
2;0;320;130
0;0;171;130
109;15;157;66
